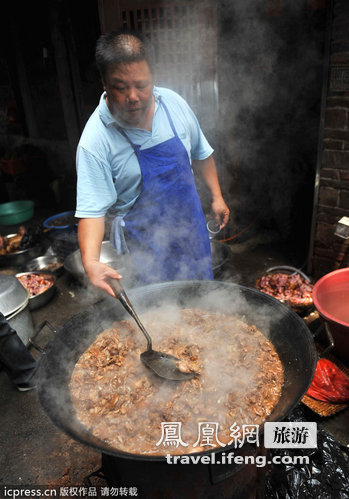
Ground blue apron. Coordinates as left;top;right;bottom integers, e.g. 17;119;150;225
113;99;213;284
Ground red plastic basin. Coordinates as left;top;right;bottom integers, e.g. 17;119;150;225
312;267;349;363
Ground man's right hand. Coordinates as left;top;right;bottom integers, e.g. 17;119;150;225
84;260;122;297
78;217;123;297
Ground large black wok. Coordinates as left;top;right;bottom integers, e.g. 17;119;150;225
37;280;317;462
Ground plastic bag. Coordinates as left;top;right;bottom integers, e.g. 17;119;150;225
306;359;349;403
265;406;349;498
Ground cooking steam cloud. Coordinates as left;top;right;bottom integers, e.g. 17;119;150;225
152;0;325;242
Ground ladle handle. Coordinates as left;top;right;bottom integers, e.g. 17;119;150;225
108;279;153;351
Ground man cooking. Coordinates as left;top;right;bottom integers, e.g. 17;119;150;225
75;29;229;296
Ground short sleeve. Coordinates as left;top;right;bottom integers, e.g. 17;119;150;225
75;146;117;218
163;89;213;161
185;103;213;160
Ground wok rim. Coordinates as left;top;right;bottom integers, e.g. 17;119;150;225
37;280;318;462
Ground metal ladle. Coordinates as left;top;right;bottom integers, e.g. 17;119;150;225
109;279;196;381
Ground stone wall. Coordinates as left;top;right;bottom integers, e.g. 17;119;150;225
311;0;349;278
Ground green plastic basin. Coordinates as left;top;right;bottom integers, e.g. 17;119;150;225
0;200;34;226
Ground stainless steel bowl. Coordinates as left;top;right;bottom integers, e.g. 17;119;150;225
64;240;128;281
15;271;56;310
26;255;64;277
64;240;229;281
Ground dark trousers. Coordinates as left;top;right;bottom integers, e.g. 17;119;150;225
0;311;37;385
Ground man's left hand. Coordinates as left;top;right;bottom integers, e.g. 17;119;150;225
211;197;230;229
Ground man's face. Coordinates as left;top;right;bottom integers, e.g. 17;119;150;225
103;60;154;128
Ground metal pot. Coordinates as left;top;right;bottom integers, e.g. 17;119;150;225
64;240;230;282
211;240;230;273
37;280;317;462
0;274;35;345
64;241;128;281
6;299;35;345
26;255;65;277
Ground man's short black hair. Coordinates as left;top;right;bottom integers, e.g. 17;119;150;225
95;29;155;80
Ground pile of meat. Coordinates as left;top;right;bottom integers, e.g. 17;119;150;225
70;308;284;456
257;272;313;309
16;272;53;297
0;226;27;254
0;224;44;255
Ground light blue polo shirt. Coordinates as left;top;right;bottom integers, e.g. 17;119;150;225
75;86;213;218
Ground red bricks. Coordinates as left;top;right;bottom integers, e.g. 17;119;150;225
325;108;348;128
339;189;349;208
318;186;339;206
340;170;349;181
320;168;340;180
322;150;349;168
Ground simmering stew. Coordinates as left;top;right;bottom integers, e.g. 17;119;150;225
70;308;283;455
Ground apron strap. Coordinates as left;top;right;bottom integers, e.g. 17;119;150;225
115;126;138;150
159;98;178;138
110;215;130;255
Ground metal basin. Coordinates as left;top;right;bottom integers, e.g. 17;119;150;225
64;241;128;281
26;255;64;277
64;240;230;281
